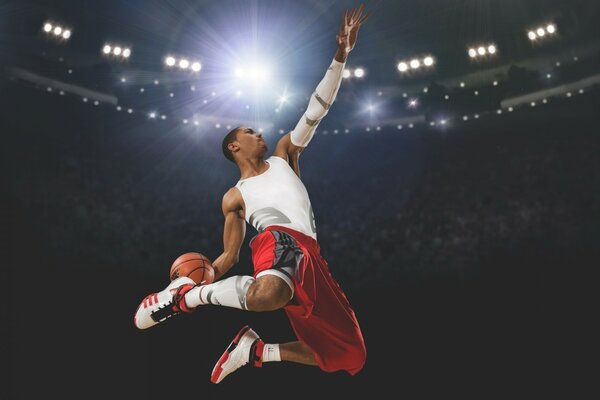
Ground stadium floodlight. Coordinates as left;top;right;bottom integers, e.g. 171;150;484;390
396;54;435;76
42;21;72;42
164;54;202;73
528;23;558;43
342;69;351;78
468;43;498;60
102;42;131;61
354;68;365;78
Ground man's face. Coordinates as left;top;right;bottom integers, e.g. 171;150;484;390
232;127;268;158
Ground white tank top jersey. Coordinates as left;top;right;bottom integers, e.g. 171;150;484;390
234;156;317;240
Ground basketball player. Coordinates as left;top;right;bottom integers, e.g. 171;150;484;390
134;5;370;384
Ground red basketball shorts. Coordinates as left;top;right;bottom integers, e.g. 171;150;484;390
250;225;366;375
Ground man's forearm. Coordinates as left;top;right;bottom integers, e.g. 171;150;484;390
290;55;346;147
211;252;238;281
334;48;349;63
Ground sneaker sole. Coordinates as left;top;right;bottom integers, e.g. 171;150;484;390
210;325;251;384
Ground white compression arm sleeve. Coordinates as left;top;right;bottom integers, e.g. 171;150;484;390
290;58;346;147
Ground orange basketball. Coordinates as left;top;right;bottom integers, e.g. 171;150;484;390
169;252;215;285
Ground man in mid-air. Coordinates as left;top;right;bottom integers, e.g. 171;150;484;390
135;4;371;384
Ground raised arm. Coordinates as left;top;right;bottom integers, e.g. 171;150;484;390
280;5;370;155
211;188;246;281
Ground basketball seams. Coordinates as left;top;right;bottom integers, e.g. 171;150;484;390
172;256;208;270
184;266;209;282
169;252;214;284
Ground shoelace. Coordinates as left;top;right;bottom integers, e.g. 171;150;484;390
150;301;179;322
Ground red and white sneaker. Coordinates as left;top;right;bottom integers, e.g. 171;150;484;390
210;325;264;384
133;277;196;330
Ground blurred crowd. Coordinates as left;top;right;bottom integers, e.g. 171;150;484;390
4;76;599;291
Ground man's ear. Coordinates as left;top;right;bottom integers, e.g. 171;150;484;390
228;142;239;153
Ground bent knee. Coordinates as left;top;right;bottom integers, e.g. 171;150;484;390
245;277;292;312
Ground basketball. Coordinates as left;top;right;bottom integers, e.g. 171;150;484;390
169;252;215;285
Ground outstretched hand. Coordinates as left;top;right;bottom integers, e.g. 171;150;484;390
336;4;371;56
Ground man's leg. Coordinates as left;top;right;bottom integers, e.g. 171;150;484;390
210;327;317;384
134;273;294;329
279;341;317;365
183;274;292;311
201;275;317;383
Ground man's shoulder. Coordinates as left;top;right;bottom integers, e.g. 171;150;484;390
222;187;244;213
223;186;242;200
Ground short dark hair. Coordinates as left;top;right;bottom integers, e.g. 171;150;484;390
222;127;241;163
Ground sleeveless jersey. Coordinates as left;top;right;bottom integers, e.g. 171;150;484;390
234;156;317;240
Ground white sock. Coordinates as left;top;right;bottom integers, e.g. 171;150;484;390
184;275;255;310
262;344;281;363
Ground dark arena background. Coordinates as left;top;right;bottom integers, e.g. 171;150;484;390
3;0;599;398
